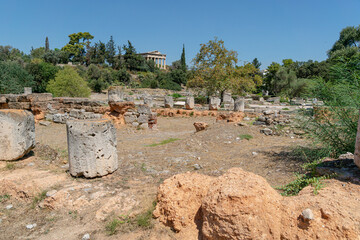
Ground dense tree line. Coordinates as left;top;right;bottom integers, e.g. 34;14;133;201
0;32;189;96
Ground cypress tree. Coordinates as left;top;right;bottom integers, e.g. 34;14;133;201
180;44;186;72
45;37;49;52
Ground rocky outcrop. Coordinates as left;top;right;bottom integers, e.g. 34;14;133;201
154;168;360;239
153;172;214;232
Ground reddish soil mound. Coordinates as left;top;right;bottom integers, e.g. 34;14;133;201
154;168;360;239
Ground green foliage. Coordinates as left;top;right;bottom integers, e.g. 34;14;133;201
277;173;331;196
252;58;261;69
25;61;59;92
328;25;360;56
0;61;34;94
0;194;10;202
171;93;183;98
0;45;23;61
30;47;45;59
187;37;238;95
31;190;47;209
113;68;130;85
180;44;187;72
123;41;147;71
62;32;94;63
5;163;16;170
194;95;208;104
146;138;180;147
239;134;253;140
46;67;91;97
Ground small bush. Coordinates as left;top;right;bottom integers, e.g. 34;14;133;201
171;93;183;98
195;95;208;104
47;67;91;97
0;194;10;202
31;190;47;209
239;134;253;140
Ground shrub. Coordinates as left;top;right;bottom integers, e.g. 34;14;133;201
0;61;34;94
46;67;91;97
195;95;208;104
25;61;59;92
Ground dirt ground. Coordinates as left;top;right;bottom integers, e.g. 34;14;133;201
0;116;309;240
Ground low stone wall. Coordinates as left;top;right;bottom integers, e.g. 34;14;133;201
0;93;108;121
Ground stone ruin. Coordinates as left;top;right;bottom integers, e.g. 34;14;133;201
0;109;35;161
66;119;118;178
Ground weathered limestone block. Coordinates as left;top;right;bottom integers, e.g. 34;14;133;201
108;86;124;102
234;99;245;112
354;110;360;168
24;87;32;95
164;96;174;108
222;91;233;103
27;93;53;102
0;110;35;161
144;97;154;107
185;97;194;110
209;97;221;110
138;114;149;124
137;104;151;115
66;119;118;178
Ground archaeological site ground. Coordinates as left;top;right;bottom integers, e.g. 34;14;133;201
0;87;360;240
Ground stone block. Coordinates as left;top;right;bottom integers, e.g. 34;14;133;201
66;119;118;178
185;97;194;110
138;114;149;124
209;97;221;110
69;109;81;118
137;104;151;115
222;92;233;103
8;102;31;110
24;87;32;95
0;110;35;161
109;101;135;114
234;99;245;112
108;86;124;102
27;93;53;102
164;96;174;108
124;114;137;124
144;97;154;107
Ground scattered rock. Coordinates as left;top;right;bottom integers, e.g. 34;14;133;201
193;164;202;170
46;190;57;197
252;152;258;156
338;152;354;160
193;122;209;132
82;233;90;240
237;122;248;127
39;121;51;126
301;208;314;221
26;223;37;229
5;204;13;210
260;128;273;135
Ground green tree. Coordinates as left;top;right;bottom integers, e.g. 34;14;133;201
106;36;116;67
180;44;186;72
252;58;261;69
0;46;23;61
30;47;45;59
46;67;91;97
25;61;59;92
328;25;360;56
282;59;294;68
231;63;263;94
0;61;34;94
123;41;146;71
187;37;238;96
45;37;49;52
61;32;94;63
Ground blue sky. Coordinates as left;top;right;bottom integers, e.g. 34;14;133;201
1;0;359;69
